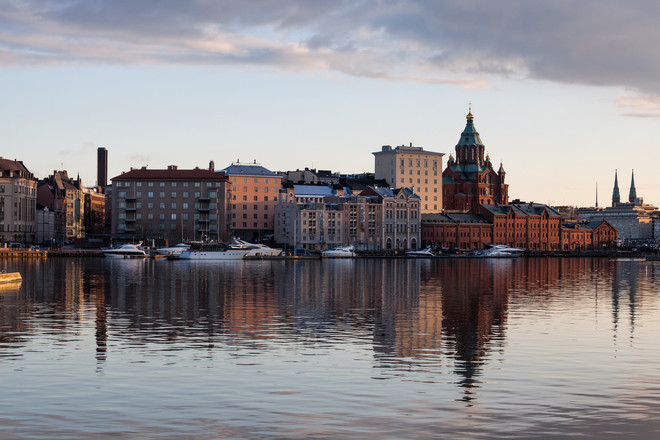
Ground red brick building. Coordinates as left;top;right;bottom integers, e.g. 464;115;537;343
442;109;508;212
422;203;616;252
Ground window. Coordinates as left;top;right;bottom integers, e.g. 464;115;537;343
171;182;177;187
183;192;188;198
159;192;165;198
171;214;177;220
147;192;154;198
159;202;165;209
160;182;165;187
183;203;188;209
171;192;176;198
171;203;176;209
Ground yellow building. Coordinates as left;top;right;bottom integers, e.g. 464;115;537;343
373;144;444;214
0;158;37;244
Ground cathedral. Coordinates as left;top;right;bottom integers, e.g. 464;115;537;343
442;108;508;212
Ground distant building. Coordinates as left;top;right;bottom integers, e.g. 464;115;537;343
37;170;84;242
579;171;658;244
373;143;443;214
422;202;616;251
36;205;55;244
0;158;37;244
222;161;282;241
443;108;508;212
83;186;106;236
279;168;339;186
97;147;108;189
275;186;420;251
110;164;230;243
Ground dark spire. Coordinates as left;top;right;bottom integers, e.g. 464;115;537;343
629;170;637;203
612;170;620;206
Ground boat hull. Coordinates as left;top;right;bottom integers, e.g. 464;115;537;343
179;250;249;260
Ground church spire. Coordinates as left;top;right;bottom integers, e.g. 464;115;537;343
612;170;620;206
629;170;637;203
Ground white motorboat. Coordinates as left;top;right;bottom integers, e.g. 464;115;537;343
178;243;250;260
229;239;283;257
102;242;148;258
406;247;435;258
321;245;356;258
155;243;191;256
472;244;523;258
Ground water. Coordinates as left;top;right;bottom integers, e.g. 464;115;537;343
1;257;660;439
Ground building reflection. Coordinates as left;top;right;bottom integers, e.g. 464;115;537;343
1;257;659;399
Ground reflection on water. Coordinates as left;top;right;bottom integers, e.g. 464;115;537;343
1;258;660;438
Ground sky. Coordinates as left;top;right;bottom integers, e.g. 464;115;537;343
1;0;660;207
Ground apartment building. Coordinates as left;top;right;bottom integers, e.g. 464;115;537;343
275;186;421;252
110;164;230;243
0;158;37;244
221;161;282;241
37;170;84;241
373;143;444;214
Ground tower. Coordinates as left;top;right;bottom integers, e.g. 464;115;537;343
629;170;637;203
442;107;508;212
97;147;108;189
612;170;620;206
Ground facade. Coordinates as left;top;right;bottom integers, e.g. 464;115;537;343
560;220;618;251
37;170;83;242
83;187;106;235
36;205;55;245
442;109;508;212
422;202;615;251
110;165;230;243
373;144;443;214
0;158;37;244
275;186;420;251
221;161;282;241
422;203;563;251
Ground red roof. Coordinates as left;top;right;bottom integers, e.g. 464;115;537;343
112;167;228;181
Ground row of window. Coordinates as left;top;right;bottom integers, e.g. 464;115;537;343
116;181;220;188
118;202;216;210
118;191;216;199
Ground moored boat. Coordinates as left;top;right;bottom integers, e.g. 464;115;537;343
406;247;435;258
178;242;250;260
471;244;523;258
229;239;282;257
155;243;191;256
321;245;356;258
101;242;148;258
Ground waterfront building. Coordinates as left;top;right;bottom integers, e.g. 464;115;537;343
373;143;444;214
221;161;282;241
37;170;84;242
0;158;37;244
83;186;106;236
275;186;420;252
443;108;508;212
36;205;55;245
110;164;230;243
561;220;618;251
422;202;615;251
578;171;657;245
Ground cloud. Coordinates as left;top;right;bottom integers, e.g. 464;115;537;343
2;0;660;113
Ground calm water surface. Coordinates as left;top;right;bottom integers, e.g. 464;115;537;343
1;257;660;439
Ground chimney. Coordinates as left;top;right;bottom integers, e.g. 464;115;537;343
97;147;108;188
167;165;178;171
209;160;215;171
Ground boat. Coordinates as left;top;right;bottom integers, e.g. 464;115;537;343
229;239;282;257
0;271;22;284
471;244;523;258
406;247;435;257
178;242;251;260
101;242;149;258
155;243;191;256
321;245;356;258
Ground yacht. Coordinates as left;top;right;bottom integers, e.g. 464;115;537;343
178;242;250;260
321;245;356;258
102;242;148;258
406;247;435;258
155;243;191;256
472;244;523;258
229;239;283;257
